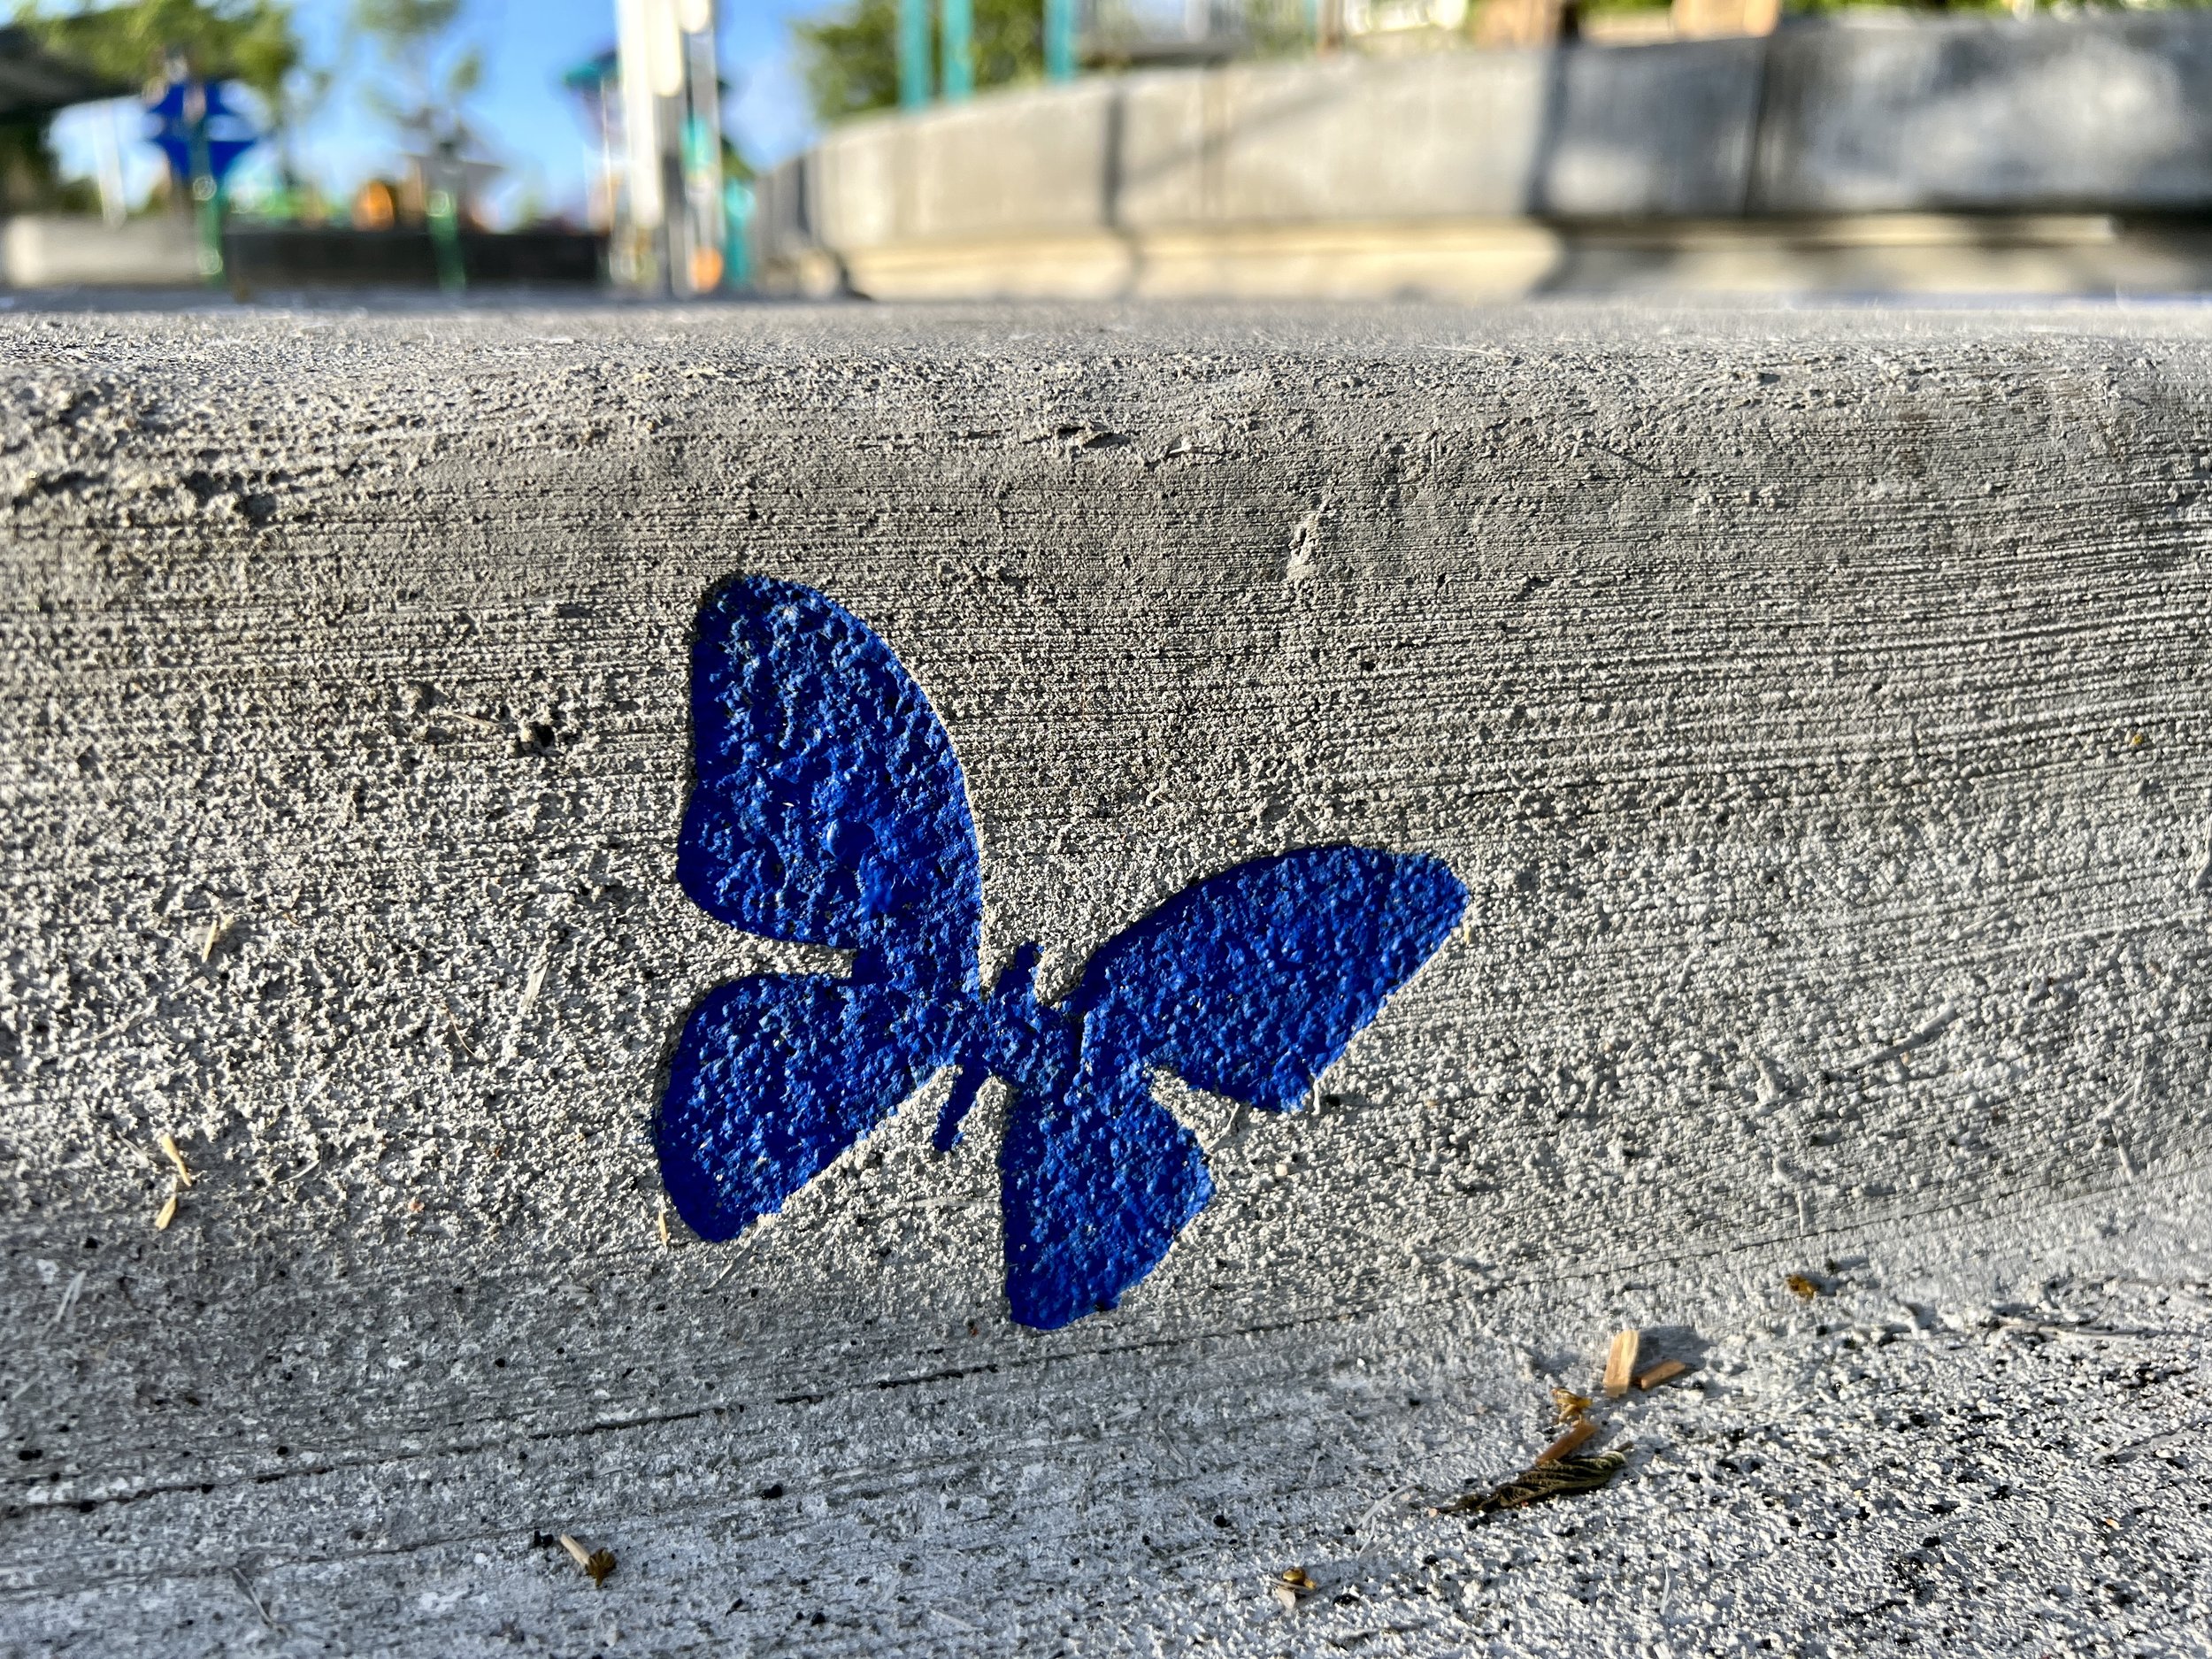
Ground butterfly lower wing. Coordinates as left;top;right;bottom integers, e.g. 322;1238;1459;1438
999;1060;1213;1331
658;974;941;1240
1069;847;1466;1110
680;577;982;992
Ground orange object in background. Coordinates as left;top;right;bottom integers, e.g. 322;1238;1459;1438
1477;0;1773;46
688;246;724;294
1673;0;1777;37
1473;0;1566;46
352;180;396;232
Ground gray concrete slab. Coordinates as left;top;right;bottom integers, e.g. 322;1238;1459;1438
2;214;199;288
1;299;2208;1656
1537;38;1765;218
1752;12;2212;215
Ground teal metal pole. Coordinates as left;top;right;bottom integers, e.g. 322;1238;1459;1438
899;0;933;108
185;83;223;283
426;183;466;295
941;0;973;101
1044;0;1077;82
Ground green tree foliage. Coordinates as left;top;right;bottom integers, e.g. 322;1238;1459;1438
0;120;94;211
794;0;1042;123
17;1;299;101
349;0;480;150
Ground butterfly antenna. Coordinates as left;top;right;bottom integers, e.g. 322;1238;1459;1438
933;1064;986;1153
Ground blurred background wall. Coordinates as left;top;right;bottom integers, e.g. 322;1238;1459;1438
1;0;2209;297
756;10;2212;298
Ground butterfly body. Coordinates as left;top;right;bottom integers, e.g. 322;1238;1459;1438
660;578;1466;1329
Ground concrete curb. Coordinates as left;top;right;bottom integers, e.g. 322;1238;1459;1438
1;300;2208;1653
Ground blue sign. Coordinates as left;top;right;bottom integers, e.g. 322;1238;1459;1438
146;78;257;188
658;579;1467;1329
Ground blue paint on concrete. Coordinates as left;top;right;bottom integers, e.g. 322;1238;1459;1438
659;577;1467;1329
676;575;981;994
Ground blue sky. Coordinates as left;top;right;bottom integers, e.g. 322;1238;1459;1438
50;0;826;224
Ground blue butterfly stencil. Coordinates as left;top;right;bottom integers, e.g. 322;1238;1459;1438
659;577;1468;1331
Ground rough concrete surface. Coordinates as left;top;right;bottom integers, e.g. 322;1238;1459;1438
1;297;2209;1656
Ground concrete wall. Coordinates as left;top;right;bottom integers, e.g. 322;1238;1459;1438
2;213;200;288
0;219;605;291
755;13;2212;297
1752;12;2212;212
2;302;2210;1654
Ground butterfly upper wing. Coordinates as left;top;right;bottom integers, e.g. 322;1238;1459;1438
1068;847;1467;1110
999;1060;1213;1331
659;974;949;1240
678;577;981;991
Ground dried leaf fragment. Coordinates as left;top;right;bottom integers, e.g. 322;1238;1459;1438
441;1001;488;1064
199;914;231;962
1437;1450;1630;1517
1636;1359;1688;1391
1603;1329;1640;1398
1550;1386;1592;1422
558;1533;616;1587
1786;1273;1821;1302
157;1133;195;1187
1536;1418;1599;1464
154;1187;179;1231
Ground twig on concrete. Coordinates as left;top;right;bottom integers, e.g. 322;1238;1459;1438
2103;1417;2212;1462
1837;1005;1957;1074
1353;1486;1416;1533
46;1270;85;1329
1603;1330;1640;1398
441;1000;488;1064
557;1533;616;1586
503;939;555;1063
1536;1418;1599;1463
1636;1359;1689;1391
230;1564;280;1630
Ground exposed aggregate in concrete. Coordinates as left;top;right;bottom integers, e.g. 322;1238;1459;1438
1;298;2208;1654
